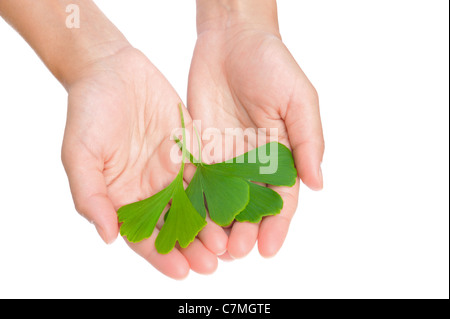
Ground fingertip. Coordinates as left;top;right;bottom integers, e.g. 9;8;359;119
258;216;290;258
171;263;191;281
65;160;120;244
181;239;218;275
228;242;252;259
198;218;229;255
218;251;235;262
317;165;324;190
94;222;118;245
158;253;190;280
293;147;323;191
127;237;191;280
207;233;228;256
305;164;324;191
82;194;119;245
227;222;259;259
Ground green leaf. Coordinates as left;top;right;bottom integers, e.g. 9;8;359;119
117;103;206;254
184;166;249;226
118;170;206;253
184;169;207;219
235;182;283;223
154;174;207;254
209;142;297;187
117;179;175;243
200;166;250;226
181;141;297;225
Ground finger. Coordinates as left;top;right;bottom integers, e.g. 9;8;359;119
218;251;235;262
227;221;259;259
217;227;235;261
125;230;190;280
258;179;300;258
227;180;266;258
179;238;219;275
62;148;118;244
285;82;325;191
197;215;228;255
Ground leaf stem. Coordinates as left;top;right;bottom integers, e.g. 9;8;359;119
194;125;202;163
173;136;200;166
178;103;187;170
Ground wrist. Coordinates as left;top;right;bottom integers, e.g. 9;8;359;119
196;0;280;37
55;33;131;89
0;0;131;89
41;1;132;89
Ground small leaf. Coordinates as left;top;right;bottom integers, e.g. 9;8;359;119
210;142;297;187
181;141;297;225
185;166;250;226
235;182;283;223
117;181;175;243
184;169;207;219
200;167;250;226
155;174;207;254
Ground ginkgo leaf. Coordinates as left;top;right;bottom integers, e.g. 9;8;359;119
209;142;297;187
184;168;207;218
184;166;250;226
235;182;283;223
117;178;176;243
117;103;206;254
154;173;207;254
198;166;250;226
181;140;297;225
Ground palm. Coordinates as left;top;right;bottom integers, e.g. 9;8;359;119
67;49;182;205
62;48;216;278
188;30;321;258
189;30;315;149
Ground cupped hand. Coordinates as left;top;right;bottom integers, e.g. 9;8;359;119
61;47;218;279
187;26;325;259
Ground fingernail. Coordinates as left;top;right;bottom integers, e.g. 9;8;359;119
94;222;115;245
318;164;324;190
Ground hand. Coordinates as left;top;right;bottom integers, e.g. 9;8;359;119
1;0;221;279
188;1;325;259
62;47;218;278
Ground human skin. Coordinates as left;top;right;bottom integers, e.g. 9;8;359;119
0;0;219;279
188;0;325;259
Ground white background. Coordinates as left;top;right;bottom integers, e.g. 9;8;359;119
0;0;448;299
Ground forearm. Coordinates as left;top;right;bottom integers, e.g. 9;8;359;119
195;0;280;35
0;0;130;88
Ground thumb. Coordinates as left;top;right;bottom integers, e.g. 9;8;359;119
62;144;119;244
285;82;325;191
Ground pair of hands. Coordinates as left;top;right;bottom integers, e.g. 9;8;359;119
61;6;324;279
